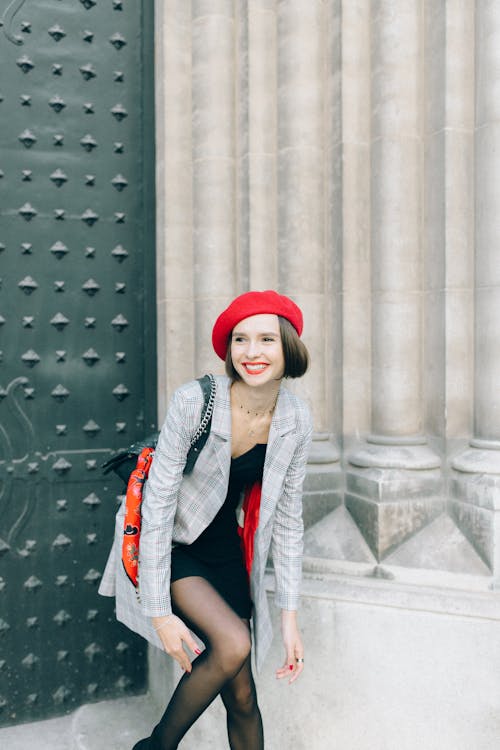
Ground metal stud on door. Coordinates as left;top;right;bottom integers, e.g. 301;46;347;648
0;0;156;726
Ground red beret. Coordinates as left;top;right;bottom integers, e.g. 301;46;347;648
212;290;303;360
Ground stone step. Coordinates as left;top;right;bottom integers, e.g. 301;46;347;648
0;694;155;750
303;506;493;592
72;694;157;750
0;712;73;750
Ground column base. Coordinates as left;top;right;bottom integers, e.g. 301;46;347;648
451;440;500;474
349;434;441;470
345;438;443;560
302;433;342;530
451;442;500;581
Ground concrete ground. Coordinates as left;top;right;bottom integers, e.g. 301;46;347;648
4;571;500;750
0;695;157;750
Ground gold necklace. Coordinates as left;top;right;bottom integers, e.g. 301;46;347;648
235;389;279;436
235;385;279;416
237;401;277;417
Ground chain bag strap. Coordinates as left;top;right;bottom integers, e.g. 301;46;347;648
183;373;216;474
120;374;216;589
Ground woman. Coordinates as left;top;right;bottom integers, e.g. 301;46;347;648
99;290;312;749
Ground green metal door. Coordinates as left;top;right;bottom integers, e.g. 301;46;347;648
0;0;156;726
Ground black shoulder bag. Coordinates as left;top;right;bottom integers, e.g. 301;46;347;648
102;373;216;485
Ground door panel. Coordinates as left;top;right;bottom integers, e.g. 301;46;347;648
0;0;156;725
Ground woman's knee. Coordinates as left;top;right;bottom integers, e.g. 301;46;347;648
217;626;251;676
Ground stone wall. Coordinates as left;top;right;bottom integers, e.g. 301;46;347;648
155;0;500;586
152;2;500;747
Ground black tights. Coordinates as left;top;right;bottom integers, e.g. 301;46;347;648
148;576;264;750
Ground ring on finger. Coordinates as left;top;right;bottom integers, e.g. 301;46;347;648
296;657;304;664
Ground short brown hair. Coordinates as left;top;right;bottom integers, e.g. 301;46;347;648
225;315;309;380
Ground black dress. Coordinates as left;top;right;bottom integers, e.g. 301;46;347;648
170;443;267;619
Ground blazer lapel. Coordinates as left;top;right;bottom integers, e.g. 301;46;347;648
206;378;298;521
259;386;297;527
209;376;232;476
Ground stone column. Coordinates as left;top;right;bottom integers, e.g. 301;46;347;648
156;1;238;398
277;0;329;430
301;0;369;576
423;0;474;443
276;0;341;485
192;0;238;373
238;0;279;291
451;0;500;582
155;0;194;411
346;0;442;562
341;0;372;441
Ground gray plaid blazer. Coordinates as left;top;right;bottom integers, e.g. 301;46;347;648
99;375;312;671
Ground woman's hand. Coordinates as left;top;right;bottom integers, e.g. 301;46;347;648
152;614;202;673
275;610;304;684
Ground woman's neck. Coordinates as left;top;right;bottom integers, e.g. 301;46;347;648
231;379;281;415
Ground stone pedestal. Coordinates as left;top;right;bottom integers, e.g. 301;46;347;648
451;443;500;585
346;437;442;561
301;433;342;529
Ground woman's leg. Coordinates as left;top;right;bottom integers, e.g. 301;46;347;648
150;576;253;750
220;653;264;750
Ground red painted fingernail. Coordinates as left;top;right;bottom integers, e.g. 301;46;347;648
195;648;201;655
289;664;293;671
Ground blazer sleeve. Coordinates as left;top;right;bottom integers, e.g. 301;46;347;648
271;403;313;611
138;386;198;617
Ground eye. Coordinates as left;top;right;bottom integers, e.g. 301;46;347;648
232;335;246;343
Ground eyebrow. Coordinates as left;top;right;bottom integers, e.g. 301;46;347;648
232;330;280;337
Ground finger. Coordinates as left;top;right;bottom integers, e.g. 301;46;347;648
276;654;305;684
286;649;295;680
184;634;202;657
289;649;305;684
276;658;295;680
289;660;303;684
177;626;202;660
276;670;293;680
174;647;192;674
159;634;192;673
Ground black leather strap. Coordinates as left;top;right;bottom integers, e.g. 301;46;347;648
102;374;216;482
183;373;216;475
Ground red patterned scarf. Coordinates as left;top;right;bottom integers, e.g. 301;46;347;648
237;481;262;577
122;450;262;586
122;447;154;587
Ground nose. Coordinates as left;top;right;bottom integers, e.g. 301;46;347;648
245;339;261;358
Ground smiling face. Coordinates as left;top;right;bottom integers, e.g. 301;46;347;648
230;313;285;386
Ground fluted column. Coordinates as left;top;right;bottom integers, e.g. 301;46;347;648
453;0;500;462
240;0;279;291
473;2;500;451
155;0;194;411
156;1;238;398
367;0;428;448
276;0;331;434
341;0;371;440
192;0;237;372
423;0;474;442
346;0;441;561
451;0;500;581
